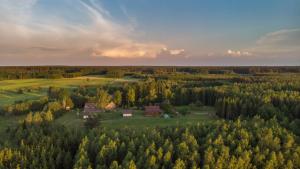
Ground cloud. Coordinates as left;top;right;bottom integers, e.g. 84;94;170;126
0;0;183;60
169;49;185;55
224;28;300;59
250;28;300;56
92;42;165;58
226;49;253;57
159;47;187;57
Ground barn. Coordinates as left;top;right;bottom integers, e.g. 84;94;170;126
82;103;100;119
144;106;162;117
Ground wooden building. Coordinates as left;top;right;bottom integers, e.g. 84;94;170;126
82;103;100;119
122;109;133;117
144;106;162;117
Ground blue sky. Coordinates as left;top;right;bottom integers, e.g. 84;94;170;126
0;0;299;65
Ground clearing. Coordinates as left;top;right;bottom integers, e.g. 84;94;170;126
55;106;217;129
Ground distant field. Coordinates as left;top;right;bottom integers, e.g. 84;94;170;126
0;76;137;106
56;106;217;129
0;76;136;90
0;90;46;106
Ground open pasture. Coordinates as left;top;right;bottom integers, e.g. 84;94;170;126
0;76;136;106
55;106;217;129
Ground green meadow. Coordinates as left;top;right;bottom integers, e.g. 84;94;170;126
55;106;217;129
0;76;136;106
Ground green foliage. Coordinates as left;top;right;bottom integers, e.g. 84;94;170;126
96;89;111;109
113;90;122;106
74;137;92;169
84;117;100;129
0;117;300;169
0;67;300;169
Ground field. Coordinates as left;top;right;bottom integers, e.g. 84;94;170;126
0;76;136;106
55;106;217;129
0;106;216;139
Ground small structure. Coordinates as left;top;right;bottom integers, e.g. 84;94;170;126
163;114;170;119
122;109;133;117
83;103;100;119
144;106;162;117
105;101;116;111
66;106;71;111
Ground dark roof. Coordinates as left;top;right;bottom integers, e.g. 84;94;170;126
83;103;100;115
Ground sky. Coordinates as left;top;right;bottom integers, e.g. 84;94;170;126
0;0;299;66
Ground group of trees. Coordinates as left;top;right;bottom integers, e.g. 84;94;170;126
2;71;299;128
1;66;299;80
0;67;300;168
0;118;299;169
24;110;54;124
0;97;48;116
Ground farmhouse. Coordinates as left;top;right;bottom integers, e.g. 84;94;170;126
144;106;162;117
122;109;133;117
82;103;100;119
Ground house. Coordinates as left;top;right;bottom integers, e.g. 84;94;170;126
105;101;116;110
144;106;162;117
82;103;100;119
122;109;133;117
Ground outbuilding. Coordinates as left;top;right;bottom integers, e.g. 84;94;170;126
123;109;133;117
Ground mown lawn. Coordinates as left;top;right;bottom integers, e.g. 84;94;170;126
55;106;217;129
101;106;216;128
0;105;216;143
54;110;84;129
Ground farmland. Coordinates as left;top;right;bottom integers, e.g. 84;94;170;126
55;106;217;129
0;76;136;106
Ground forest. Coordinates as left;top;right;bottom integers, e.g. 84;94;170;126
0;66;299;169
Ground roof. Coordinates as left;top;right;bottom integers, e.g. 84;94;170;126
105;102;116;110
144;106;162;114
83;103;100;115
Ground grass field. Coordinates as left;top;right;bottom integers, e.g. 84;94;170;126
55;110;84;129
0;76;137;106
0;90;46;106
55;106;217;129
0;105;216;141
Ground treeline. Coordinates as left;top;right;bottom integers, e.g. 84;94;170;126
0;118;299;169
0;66;299;80
3;75;299;125
0;97;48;116
71;78;300;119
